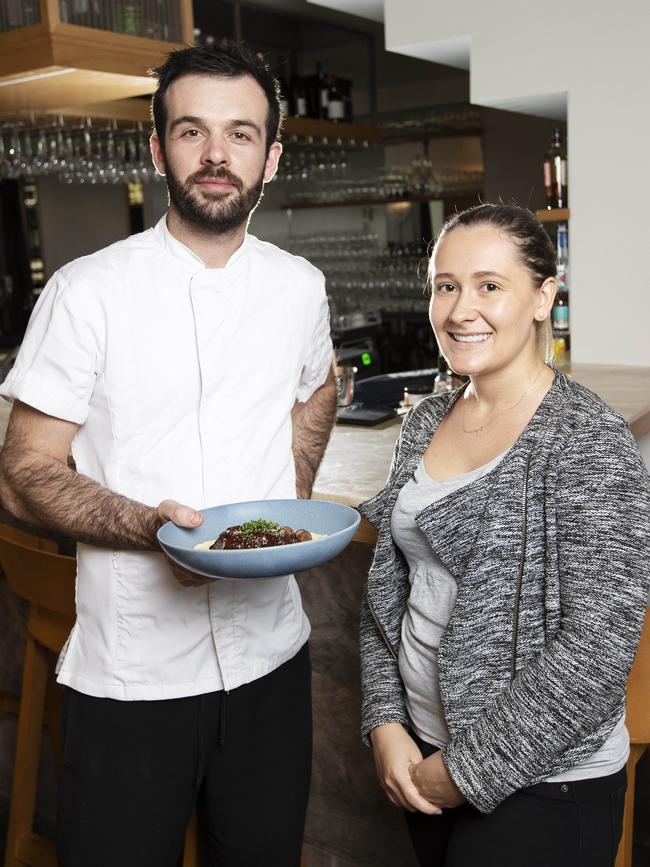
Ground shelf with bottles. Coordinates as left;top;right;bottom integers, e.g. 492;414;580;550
0;0;193;115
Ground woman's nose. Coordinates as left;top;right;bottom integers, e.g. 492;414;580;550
447;290;478;322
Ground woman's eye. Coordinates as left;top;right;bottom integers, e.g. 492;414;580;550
482;282;500;292
435;283;457;294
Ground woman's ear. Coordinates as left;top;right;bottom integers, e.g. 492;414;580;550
535;277;557;321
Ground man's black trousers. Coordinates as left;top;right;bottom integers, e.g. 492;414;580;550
57;643;312;867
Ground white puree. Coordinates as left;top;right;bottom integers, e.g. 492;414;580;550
194;531;327;551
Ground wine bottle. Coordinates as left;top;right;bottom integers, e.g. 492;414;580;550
544;128;568;209
290;74;308;118
327;75;345;122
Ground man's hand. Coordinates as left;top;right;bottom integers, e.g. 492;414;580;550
409;750;465;809
156;499;211;588
370;723;442;815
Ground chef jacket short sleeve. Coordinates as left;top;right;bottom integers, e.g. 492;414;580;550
0;270;104;424
295;276;333;403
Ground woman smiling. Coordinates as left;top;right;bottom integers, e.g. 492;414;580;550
358;204;650;867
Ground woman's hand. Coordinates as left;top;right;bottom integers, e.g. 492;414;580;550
370;723;442;815
409;751;465;809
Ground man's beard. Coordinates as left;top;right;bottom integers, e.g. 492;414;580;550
165;163;265;234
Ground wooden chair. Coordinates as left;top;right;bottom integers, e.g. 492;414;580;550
0;524;72;867
0;524;307;867
615;608;650;867
0;525;208;867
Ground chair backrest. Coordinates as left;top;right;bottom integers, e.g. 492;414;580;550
0;523;76;618
627;608;650;744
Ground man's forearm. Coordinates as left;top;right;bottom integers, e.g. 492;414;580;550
0;449;159;550
292;373;337;499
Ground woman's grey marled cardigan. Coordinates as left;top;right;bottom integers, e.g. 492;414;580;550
358;370;650;814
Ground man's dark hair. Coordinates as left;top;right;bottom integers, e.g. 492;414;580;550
150;40;282;154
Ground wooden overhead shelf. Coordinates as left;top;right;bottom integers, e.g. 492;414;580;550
536;208;570;222
0;0;193;115
282;117;382;143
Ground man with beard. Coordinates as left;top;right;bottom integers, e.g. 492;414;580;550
0;41;337;867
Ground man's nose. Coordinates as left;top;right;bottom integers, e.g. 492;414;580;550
201;135;228;166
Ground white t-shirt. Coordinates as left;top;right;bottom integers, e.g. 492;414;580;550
0;217;333;701
392;455;629;782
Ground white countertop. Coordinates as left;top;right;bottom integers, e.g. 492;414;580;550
313;363;650;508
1;363;649;513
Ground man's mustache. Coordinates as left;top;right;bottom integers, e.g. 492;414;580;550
188;168;244;192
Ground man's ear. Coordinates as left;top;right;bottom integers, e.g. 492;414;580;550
150;134;166;177
264;141;282;183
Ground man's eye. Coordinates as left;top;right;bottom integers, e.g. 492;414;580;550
231;132;251;141
182;129;200;137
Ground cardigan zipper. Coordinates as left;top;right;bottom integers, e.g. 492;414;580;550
510;451;531;681
366;593;398;662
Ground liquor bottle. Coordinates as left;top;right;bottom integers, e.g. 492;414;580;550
543;128;568;209
552;222;570;335
290;73;308;118
327;76;345;122
555;222;570;290
433;359;453;394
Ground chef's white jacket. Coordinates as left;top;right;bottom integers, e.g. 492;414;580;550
0;217;333;700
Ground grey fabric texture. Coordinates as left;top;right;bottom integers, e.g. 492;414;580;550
358;369;650;814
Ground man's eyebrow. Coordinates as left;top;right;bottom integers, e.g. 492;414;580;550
227;119;262;136
169;115;206;132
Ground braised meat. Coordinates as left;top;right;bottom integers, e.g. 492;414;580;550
210;519;312;550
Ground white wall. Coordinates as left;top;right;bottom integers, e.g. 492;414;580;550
313;0;650;367
379;0;650;366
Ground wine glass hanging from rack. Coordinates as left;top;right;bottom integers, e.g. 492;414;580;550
0;116;160;184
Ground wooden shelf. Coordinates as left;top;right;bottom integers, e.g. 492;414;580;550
282;117;381;143
282;192;481;210
536;208;570;223
0;0;193;116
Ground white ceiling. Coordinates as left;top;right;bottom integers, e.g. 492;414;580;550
306;0;384;21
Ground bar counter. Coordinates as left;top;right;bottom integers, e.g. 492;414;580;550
313;362;650;512
0;363;649;866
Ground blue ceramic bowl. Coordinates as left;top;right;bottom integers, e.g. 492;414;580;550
157;498;361;580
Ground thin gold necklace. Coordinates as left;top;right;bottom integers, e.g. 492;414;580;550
462;365;546;435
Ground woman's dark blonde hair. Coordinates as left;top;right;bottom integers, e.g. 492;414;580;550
432;204;557;363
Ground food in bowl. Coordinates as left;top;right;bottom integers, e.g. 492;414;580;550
194;519;326;551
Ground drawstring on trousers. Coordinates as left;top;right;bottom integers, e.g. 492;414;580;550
194;691;228;787
218;691;227;747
